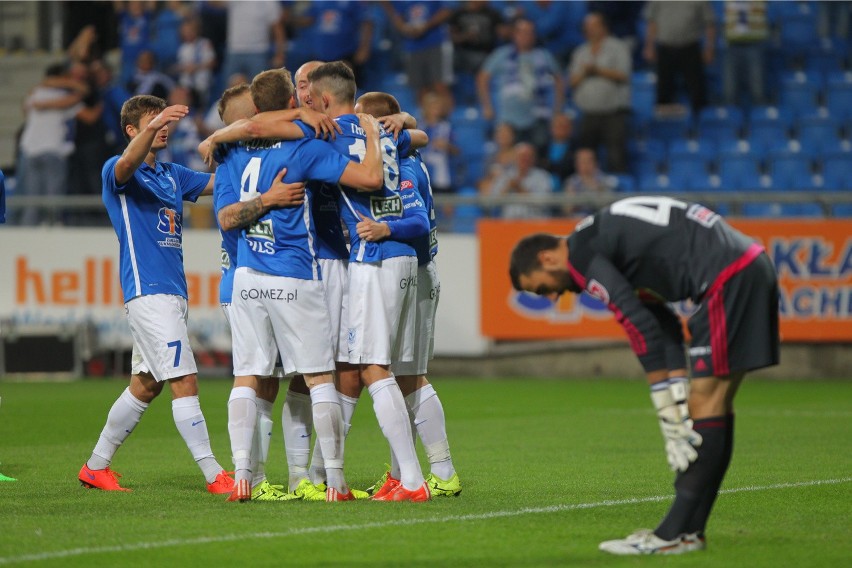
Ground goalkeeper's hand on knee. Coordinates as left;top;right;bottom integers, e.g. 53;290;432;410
650;378;703;472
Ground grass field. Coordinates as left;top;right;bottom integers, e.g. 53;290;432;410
0;377;850;567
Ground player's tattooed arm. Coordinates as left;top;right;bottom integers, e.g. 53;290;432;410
217;168;305;231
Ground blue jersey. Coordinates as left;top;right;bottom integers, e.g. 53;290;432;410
402;152;438;265
101;156;210;303
329;114;417;262
212;164;240;304
292;120;349;261
221;137;351;280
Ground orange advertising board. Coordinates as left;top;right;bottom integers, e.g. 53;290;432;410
480;218;852;342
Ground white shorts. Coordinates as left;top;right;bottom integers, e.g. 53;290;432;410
222;303;287;379
347;256;418;366
318;258;349;363
394;261;440;376
231;268;334;377
126;294;197;382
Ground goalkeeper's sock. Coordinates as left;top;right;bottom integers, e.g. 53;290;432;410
655;416;728;541
88;388;148;470
686;413;736;535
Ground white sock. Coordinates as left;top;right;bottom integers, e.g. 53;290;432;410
88;388;148;470
173;395;223;484
227;386;257;484
368;377;424;491
406;384;455;480
282;389;312;491
310;383;346;493
339;393;359;438
252;398;273;488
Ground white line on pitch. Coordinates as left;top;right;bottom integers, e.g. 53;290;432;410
0;477;849;565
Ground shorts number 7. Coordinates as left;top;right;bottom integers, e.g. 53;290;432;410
167;340;182;368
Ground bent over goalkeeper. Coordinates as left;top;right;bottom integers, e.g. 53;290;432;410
509;196;779;556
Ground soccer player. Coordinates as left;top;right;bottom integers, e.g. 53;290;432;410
308;61;431;502
509;196;779;555
354;91;461;497
215;68;385;502
213;83;306;501
79;95;233;494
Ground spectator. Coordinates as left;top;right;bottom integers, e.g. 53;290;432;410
449;1;507;76
16;64;86;225
90;60;131;154
160;86;207;172
562;147;615;215
722;0;768;107
543;113;574;184
174;16;217;108
128;50;176;99
477;17;564;158
294;1;372;82
221;0;286;82
517;0;586;65
477;122;517;193
114;1;153;89
568;11;631;173
382;1;455;104
198;0;227;86
419;90;459;194
588;1;645;64
151;0;187;73
643;1;716;114
487;142;555;219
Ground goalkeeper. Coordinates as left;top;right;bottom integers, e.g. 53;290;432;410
508;196;779;555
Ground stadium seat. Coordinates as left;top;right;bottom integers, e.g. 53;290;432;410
825;71;852;120
667;154;710;189
831;203;852;217
639;173;674;192
820;155;852;190
690;173;723;192
611;174;636;193
741;202;783;218
629;137;667;163
767;153;814;190
631;71;657;120
747;123;791;155
647;115;691;144
748;105;795;128
779;71;822;117
802;39;849;75
785;202;824;217
452;186;482;234
795;113;842;154
717;154;762;190
777;3;819;48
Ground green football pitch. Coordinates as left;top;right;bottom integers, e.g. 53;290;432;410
0;377;849;567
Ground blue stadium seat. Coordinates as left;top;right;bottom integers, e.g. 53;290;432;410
825;71;852;120
780;71;822;117
452;186;482;234
611;174;636;193
629;137;667;163
690;173;723;192
717;154;762;190
796;113;842;154
821;155;852;190
803;39;849;75
785;203;824;217
453;122;488;156
667;154;710;188
777;3;819;48
741;202;783;218
669;137;718;158
639;173;674;192
631;71;657;120
831;203;852;217
748;105;795;127
647;115;691;143
767;153;813;190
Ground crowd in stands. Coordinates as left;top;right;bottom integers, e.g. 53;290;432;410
8;0;852;228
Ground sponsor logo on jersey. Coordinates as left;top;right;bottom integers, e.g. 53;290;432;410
586;279;610;304
157;208;182;236
686;203;720;227
370;195;403;219
247;219;274;241
401;180;414;190
429;227;438;249
239;288;298;302
220;248;231;271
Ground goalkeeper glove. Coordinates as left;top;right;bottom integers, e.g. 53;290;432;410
650;378;703;472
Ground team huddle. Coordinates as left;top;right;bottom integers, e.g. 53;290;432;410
79;60;460;503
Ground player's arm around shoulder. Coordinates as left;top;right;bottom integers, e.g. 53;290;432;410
340;114;383;192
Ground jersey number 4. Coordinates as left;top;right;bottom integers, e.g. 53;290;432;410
610;196;688;226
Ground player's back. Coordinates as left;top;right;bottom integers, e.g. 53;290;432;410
221;137;350;280
403;152;438;265
571;196;756;302
327;114;416;263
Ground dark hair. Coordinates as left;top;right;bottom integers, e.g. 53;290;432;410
218;83;251;121
355;91;401;117
120;94;167;142
45;63;68;77
250;68;294;112
508;233;562;290
308;61;357;105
